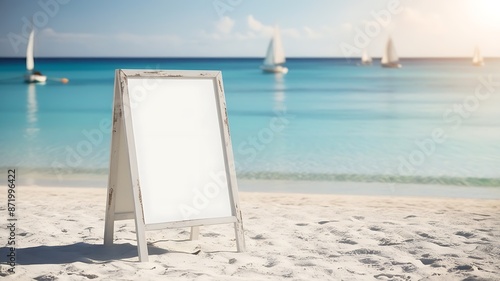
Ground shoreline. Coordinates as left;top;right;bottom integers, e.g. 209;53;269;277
10;175;500;199
11;168;500;187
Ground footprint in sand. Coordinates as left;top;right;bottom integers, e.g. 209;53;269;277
419;258;441;265
359;258;379;265
369;226;383;231
450;264;474;272
263;258;278;268
296;223;308;226
34;274;57;281
202;232;221;237
295;261;315;267
417;232;435;239
455;231;474;238
318;220;338;225
471;213;490;217
78;273;99;279
251;234;266;240
346;248;381;255
468;256;484;260
432;241;454;247
374;273;408;280
401;263;417;273
378;238;400;246
339;238;358;245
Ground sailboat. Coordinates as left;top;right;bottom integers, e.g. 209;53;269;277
260;26;288;74
381;37;401;68
360;49;372;65
472;46;484;66
24;29;47;83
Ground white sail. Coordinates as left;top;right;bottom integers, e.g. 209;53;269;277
381;37;402;68
263;38;275;66
361;49;372;64
261;26;288;73
472;46;484;65
26;29;35;71
272;27;286;64
381;37;399;64
24;27;48;83
263;27;286;66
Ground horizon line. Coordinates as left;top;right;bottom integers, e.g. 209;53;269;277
1;56;498;59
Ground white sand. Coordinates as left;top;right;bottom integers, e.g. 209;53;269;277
1;185;499;280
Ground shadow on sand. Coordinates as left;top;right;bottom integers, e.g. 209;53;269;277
12;242;169;265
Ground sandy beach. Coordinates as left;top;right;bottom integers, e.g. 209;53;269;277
1;183;499;281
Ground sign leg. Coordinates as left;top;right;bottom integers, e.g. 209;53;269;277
103;220;114;246
135;217;149;262
104;147;119;246
103;189;115;246
190;226;200;240
234;210;246;252
105;81;121;246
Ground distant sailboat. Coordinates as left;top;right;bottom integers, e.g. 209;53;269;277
381;37;401;68
24;29;47;83
260;26;288;74
360;49;372;66
472;46;484;66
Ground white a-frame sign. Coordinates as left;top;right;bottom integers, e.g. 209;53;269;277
104;69;245;262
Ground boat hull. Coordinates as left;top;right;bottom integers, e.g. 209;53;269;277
24;74;47;83
261;65;289;74
381;62;402;68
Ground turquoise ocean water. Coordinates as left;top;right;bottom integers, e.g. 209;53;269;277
1;58;500;188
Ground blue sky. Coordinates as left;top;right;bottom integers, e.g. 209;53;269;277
1;0;499;57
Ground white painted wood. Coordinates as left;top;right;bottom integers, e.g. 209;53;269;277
114;212;135;221
190;226;200;240
105;69;246;262
120;70;149;262
113;122;134;215
213;74;246;252
145;216;236;231
104;73;122;246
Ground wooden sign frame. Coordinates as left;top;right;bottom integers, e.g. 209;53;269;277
104;69;245;262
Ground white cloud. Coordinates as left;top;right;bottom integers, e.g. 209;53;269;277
200;16;237;40
303;26;322;39
41;28;181;46
115;32;181;45
234;31;257;40
341;23;353;32
215;16;235;34
282;28;300;39
247;15;274;36
41;28;98;41
199;14;332;51
247;15;264;31
197;14;333;44
399;8;445;34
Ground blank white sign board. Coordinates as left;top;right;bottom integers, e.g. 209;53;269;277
128;78;232;224
104;70;245;262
